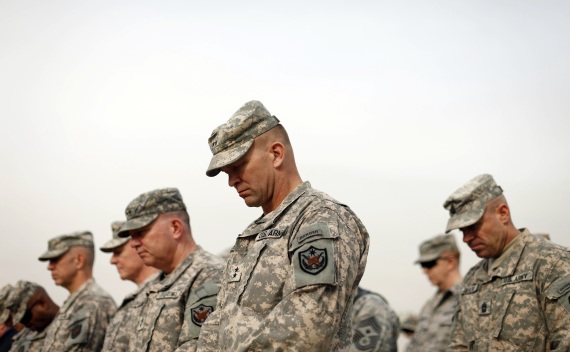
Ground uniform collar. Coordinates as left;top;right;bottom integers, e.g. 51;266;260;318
153;246;202;291
486;228;531;278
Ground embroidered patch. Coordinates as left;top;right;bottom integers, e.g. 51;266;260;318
501;271;533;286
297;223;331;244
255;228;285;241
478;300;491;315
299;246;327;275
157;291;180;299
353;317;382;350
546;275;570;313
70;321;82;339
190;304;214;326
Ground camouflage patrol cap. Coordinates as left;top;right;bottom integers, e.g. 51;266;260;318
415;233;458;264
400;314;418;333
38;231;94;261
443;174;503;233
6;281;40;325
0;284;14;324
99;220;129;252
118;188;186;237
206;100;280;177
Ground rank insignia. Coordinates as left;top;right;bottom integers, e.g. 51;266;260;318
353;317;381;350
299;246;327;275
191;304;214;326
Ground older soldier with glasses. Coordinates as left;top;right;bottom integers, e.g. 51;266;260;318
445;174;570;351
406;233;462;352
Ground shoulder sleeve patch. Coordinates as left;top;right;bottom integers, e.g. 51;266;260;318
65;308;90;347
183;284;220;340
292;238;336;288
546;274;570;314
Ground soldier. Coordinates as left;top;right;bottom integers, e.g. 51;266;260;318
0;284;16;352
198;100;370;351
38;231;116;352
99;221;159;352
405;234;461;352
351;287;400;352
3;281;59;352
444;174;570;351
116;187;223;352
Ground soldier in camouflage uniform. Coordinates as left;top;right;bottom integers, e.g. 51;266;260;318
99;221;159;352
350;287;400;352
198;100;370;351
405;234;461;352
444;174;570;351
0;284;17;352
116;188;224;352
3;281;59;352
38;231;117;352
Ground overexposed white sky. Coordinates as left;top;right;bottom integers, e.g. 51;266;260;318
1;1;569;343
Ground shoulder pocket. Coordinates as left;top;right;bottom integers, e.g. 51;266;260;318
65;308;89;347
546;275;570;313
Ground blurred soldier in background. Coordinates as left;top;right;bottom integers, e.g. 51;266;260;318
351;286;400;352
406;233;461;352
99;221;159;352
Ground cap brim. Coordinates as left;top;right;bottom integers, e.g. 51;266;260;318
445;207;485;233
414;253;440;264
99;237;130;252
206;139;253;177
117;214;158;238
38;248;68;262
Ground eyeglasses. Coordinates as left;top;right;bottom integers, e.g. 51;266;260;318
420;256;455;269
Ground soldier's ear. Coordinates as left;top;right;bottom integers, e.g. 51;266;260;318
270;142;285;168
496;203;510;224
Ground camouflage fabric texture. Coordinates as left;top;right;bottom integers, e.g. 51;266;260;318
405;282;461;352
443;174;503;233
0;284;14;323
118;188;186;237
5;281;40;325
197;182;370;352
99;220;128;252
38;231;94;261
41;279;116;352
10;327;46;352
350;288;400;352
449;229;570;351
101;274;158;352
131;246;223;352
415;234;458;263
206;100;280;177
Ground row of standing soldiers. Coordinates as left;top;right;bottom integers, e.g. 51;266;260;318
1;100;570;351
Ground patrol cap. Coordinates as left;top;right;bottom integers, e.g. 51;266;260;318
206;100;280;177
0;284;14;324
6;281;39;325
415;233;458;264
38;231;94;261
100;221;129;252
118;188;186;238
443;174;503;233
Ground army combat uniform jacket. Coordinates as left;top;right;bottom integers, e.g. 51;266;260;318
350;288;400;352
405;282;460;352
198;182;370;352
101;274;158;352
449;229;570;351
9;328;46;352
130;246;223;352
41;279;116;352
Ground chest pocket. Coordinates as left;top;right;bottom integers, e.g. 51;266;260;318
65;308;89;347
137;290;180;350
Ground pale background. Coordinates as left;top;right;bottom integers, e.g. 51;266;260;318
1;0;569;350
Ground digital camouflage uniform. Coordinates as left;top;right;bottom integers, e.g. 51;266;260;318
198;182;370;351
129;246;222;352
449;230;570;351
350;287;399;352
9;328;46;352
443;174;570;351
404;283;460;352
101;274;158;352
41;279;116;352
